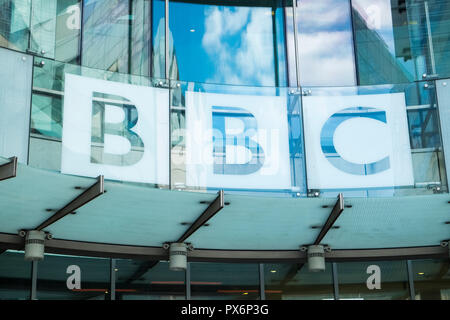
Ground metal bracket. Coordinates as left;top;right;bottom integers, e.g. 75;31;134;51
289;88;302;96
308;189;320;197
0;157;17;181
300;245;331;253
35;175;105;231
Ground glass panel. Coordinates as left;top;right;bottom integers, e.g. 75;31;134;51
170;80;307;197
284;4;297;86
436;79;450;190
296;0;356;86
190;262;259;300
0;47;33;164
412;259;450;300
82;0;164;77
337;260;410;300
26;57;448;198
0;0;31;51
36;253;110;300
302;81;446;198
29;58;169;187
115;260;185;300
264;263;334;300
352;0;450;85
169;0;287;86
0;251;31;300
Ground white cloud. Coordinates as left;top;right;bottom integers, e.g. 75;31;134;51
296;1;357;86
202;7;275;86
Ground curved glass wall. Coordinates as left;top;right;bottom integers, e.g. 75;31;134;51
2;0;450;87
352;0;450;85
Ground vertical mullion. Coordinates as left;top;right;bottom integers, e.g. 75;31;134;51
259;263;266;300
348;0;360;86
78;0;84;65
30;260;38;300
110;258;116;300
292;0;301;88
406;260;416;300
186;262;191;300
165;0;169;79
149;0;153;78
332;262;339;300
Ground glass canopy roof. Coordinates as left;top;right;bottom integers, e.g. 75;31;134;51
0;158;448;251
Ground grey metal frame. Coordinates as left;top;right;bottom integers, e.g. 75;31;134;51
259;263;265;300
0;157;17;181
332;262;339;300
110;258;116;300
1;233;447;263
314;193;344;245
30;260;37;300
406;260;416;300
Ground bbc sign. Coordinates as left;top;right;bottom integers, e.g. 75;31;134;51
61;74;414;190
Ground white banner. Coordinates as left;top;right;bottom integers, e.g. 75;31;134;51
61;74;169;184
185;91;291;189
303;92;414;189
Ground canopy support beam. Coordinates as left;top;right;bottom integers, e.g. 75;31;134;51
35;175;105;231
177;190;225;243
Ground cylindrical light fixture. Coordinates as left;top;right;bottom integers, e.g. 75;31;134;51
169;243;187;271
24;230;46;261
307;245;325;272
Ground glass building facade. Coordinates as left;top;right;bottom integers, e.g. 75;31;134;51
0;0;449;300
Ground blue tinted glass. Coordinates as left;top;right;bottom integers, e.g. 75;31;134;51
296;0;356;86
169;1;287;86
353;0;450;84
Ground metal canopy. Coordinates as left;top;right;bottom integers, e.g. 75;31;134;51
280;194;345;286
0;162;449;254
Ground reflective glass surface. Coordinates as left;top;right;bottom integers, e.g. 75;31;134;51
36;253;110;300
115;260;185;300
264;263;334;300
190;262;260;300
412;259;450;300
353;0;450;85
302;82;446;198
25;59;448;197
169;0;287;86
0;0;31;51
337;260;410;300
82;0;165;77
0;251;31;300
170;80;306;197
295;0;357;86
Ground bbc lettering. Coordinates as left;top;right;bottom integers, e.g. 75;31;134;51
62;74;414;190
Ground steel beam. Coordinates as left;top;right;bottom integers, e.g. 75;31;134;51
0;233;447;262
177;190;224;243
35;175;104;231
314;193;344;245
0;157;17;181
